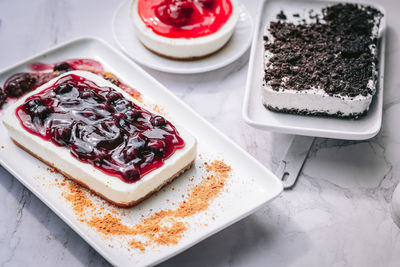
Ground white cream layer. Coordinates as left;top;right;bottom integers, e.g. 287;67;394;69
262;86;373;116
130;0;239;59
262;6;381;117
2;71;197;205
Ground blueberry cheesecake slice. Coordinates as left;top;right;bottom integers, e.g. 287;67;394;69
2;71;197;207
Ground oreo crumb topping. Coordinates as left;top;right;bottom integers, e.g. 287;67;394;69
276;10;287;20
264;3;383;97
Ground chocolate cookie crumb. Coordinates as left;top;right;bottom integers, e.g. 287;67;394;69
277;10;287;20
264;3;383;97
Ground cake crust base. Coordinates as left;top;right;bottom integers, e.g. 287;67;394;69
265;104;368;120
11;138;195;208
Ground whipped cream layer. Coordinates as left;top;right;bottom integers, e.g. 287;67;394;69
2;71;197;206
130;0;239;59
262;86;373;117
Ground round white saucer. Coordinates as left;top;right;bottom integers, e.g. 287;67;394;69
112;0;253;74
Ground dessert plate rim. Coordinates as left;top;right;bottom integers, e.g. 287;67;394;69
242;0;387;140
0;36;282;266
112;0;253;74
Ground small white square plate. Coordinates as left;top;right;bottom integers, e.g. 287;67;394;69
0;37;282;266
242;0;386;140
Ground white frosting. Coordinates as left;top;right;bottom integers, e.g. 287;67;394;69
2;71;197;205
130;0;239;59
262;86;373;116
262;6;381;117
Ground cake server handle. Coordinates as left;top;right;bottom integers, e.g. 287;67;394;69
275;136;315;190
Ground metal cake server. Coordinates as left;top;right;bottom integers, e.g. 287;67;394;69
276;136;315;189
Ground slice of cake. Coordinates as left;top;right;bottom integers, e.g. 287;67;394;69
130;0;239;59
262;3;383;118
2;70;197;207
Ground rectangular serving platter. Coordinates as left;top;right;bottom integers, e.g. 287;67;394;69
0;37;282;266
243;0;386;140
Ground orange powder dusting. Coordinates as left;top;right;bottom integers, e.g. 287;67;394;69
152;104;166;115
101;72;119;84
128;160;230;248
59;160;231;252
175;175;224;218
46;167;57;173
176;160;231;217
101;71;142;102
129;240;146;252
88;214;134;235
154;221;186;245
206;160;232;174
63;182;94;215
119;84;142;102
130;209;186;246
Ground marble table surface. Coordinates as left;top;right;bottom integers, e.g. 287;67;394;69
1;0;400;266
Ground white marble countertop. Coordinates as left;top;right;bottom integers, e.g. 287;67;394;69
1;0;400;266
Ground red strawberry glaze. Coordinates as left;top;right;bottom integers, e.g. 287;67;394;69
15;74;184;183
137;0;233;38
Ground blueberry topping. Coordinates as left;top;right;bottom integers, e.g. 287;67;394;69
4;73;37;97
55;83;73;94
53;62;73;73
123;167;140;182
16;74;184;183
151;116;167;127
51;126;72;146
0;89;6;107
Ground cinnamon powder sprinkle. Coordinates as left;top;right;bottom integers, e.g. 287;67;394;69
87;214;133;235
59;160;231;252
129;240;145;252
101;71;142;102
152;104;166;115
46;167;57;173
63;182;94;215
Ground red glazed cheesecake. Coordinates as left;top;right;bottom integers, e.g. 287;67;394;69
131;0;239;59
2;71;197;207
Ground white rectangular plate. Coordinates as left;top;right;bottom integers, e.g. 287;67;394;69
0;37;282;266
243;0;386;140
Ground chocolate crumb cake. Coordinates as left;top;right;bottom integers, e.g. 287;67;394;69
263;3;383;119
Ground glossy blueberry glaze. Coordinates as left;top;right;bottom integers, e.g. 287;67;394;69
16;74;184;183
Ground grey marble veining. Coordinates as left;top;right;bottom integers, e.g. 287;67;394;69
1;0;400;266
